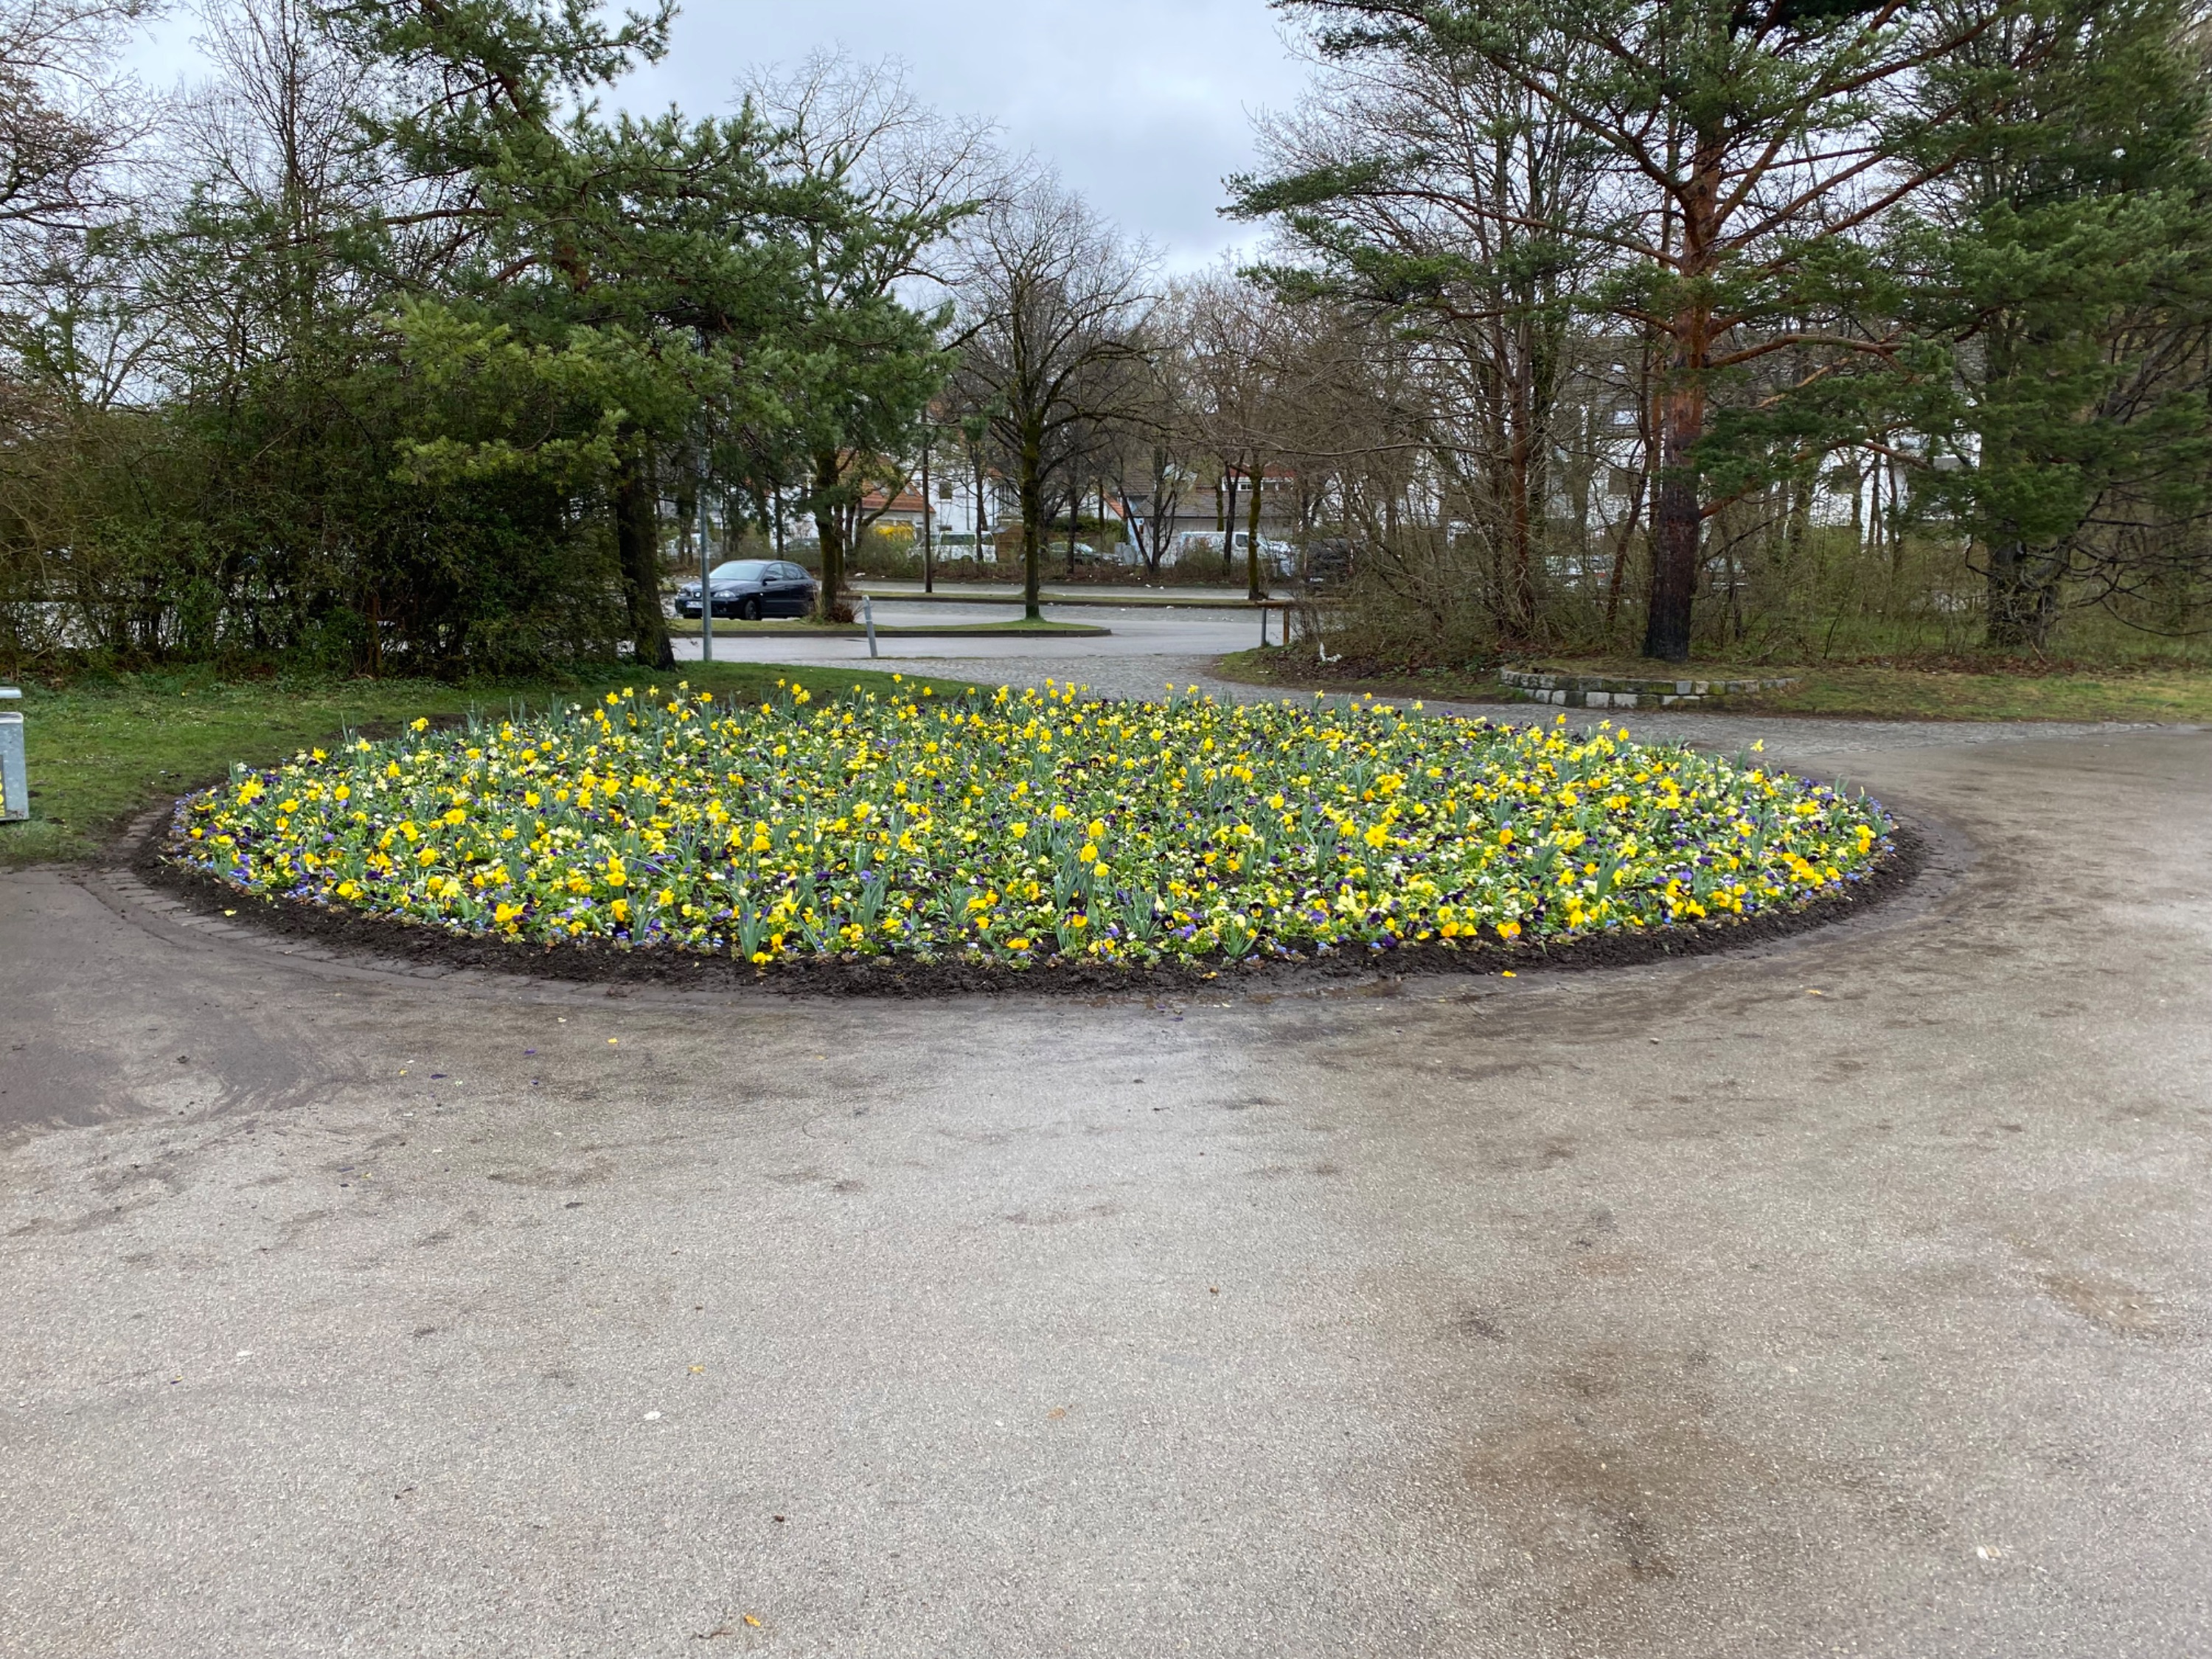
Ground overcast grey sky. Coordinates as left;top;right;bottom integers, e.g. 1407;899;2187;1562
128;0;1315;269
627;0;1311;266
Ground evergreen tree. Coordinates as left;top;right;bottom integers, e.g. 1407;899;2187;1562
1252;0;2041;660
1904;0;2212;647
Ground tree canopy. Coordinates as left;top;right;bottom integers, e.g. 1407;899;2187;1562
4;0;2210;675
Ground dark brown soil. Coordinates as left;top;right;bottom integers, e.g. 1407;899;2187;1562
131;799;1927;1001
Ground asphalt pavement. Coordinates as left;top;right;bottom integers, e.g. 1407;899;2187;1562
1;706;2208;1656
675;599;1280;667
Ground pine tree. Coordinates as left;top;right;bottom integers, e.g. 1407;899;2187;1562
1249;0;2042;660
1904;0;2212;648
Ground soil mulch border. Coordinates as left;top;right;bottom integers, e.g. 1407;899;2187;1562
131;793;1927;1001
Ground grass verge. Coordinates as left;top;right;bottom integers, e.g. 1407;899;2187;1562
1217;648;2212;724
0;661;975;868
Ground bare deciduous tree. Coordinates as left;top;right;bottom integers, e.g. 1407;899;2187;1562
742;52;1000;616
1243;35;1604;634
949;172;1154;618
1111;304;1195;577
0;0;153;248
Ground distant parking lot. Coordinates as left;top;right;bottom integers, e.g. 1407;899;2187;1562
671;593;1284;669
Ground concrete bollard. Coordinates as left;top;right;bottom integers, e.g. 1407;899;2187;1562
0;687;25;822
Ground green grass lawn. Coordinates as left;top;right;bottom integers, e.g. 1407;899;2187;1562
0;661;975;868
1217;647;2212;724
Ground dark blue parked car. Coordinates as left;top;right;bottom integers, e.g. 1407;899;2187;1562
675;560;819;620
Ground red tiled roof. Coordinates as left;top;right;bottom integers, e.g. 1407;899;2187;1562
860;490;930;513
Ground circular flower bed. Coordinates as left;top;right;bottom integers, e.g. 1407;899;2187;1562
171;680;1893;969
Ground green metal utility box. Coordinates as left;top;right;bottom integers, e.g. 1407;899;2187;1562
0;687;25;822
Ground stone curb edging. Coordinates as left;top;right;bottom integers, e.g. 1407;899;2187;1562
1502;667;1800;709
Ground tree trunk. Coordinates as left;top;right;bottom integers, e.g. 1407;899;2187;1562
672;462;697;562
1870;456;1885;608
1245;465;1265;600
1607;349;1653;645
1641;136;1722;664
973;444;990;567
810;451;847;622
1984;535;2059;650
1646;296;1708;668
1887;457;1905;584
1501;319;1551;641
1220;467;1241;585
919;438;934;594
1785;473;1811;572
1571;402;1593;575
1119;487;1150;575
1161;451;1183;573
1604;467;1644;639
1724;524;1745;643
615;446;672;669
1641;370;1704;662
1019;429;1046;622
1849;453;1864;554
1506;417;1536;638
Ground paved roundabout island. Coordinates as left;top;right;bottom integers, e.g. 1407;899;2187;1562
1;694;2207;1656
